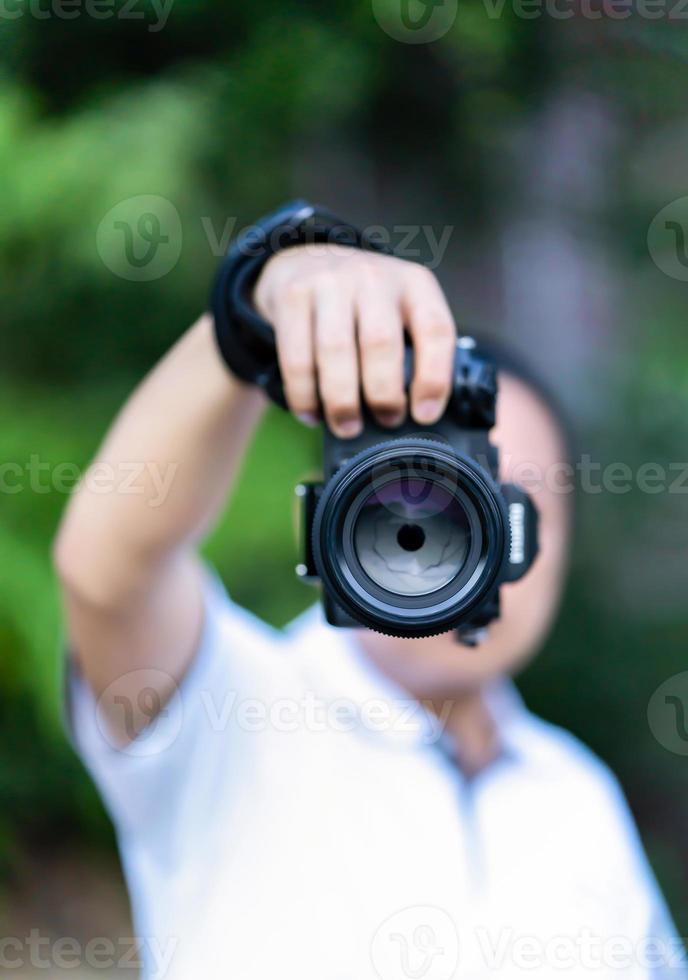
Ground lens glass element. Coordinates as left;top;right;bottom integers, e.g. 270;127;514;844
353;477;471;596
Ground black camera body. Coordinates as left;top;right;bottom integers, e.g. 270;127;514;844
296;339;539;644
211;200;539;644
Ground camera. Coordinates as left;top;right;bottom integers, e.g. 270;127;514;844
211;200;539;643
295;338;539;644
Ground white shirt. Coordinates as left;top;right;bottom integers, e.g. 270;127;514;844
67;573;686;980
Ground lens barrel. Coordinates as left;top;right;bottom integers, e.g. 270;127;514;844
311;438;507;637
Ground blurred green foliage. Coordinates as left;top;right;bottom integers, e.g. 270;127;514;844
0;0;686;929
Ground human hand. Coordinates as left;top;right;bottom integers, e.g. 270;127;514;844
254;244;456;438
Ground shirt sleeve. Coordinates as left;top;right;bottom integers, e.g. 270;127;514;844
524;720;687;976
594;762;688;977
64;568;295;853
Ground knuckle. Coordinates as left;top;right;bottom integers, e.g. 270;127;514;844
282;280;310;306
281;352;312;377
318;333;354;357
285;371;317;408
362;324;398;351
420;311;455;342
415;374;450;401
356;255;381;282
287;393;317;416
363;367;403;400
326;394;359;418
415;354;452;394
363;363;405;404
367;389;405;412
313;269;338;291
410;262;436;288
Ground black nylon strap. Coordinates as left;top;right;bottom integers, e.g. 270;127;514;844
211;199;391;408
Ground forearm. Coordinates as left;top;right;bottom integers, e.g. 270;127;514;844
55;314;265;607
52;235;457;717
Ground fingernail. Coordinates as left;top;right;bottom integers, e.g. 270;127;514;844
335;418;363;439
377;410;405;428
414;399;444;424
297;412;319;428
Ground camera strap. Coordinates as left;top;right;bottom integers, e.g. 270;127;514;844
211;199;391;407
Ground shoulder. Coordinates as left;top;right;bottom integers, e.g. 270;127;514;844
521;711;623;791
501;706;681;951
519;710;634;817
515;708;654;882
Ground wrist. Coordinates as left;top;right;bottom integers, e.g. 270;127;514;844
211;201;389;408
194;314;267;414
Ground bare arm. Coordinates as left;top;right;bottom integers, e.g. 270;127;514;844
54;246;455;740
54;315;266;736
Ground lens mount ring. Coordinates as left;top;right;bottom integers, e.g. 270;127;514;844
312;437;507;637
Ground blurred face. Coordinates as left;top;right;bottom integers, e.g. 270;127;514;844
356;372;571;698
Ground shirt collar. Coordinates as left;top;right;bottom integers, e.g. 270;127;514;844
288;603;533;765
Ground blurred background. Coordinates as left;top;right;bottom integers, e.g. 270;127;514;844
1;0;687;973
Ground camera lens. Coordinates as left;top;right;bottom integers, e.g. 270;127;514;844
353;479;471;596
312;439;506;637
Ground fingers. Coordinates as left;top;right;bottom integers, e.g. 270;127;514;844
356;287;406;428
402;266;456;425
272;283;318;423
261;246;456;436
313;279;362;438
